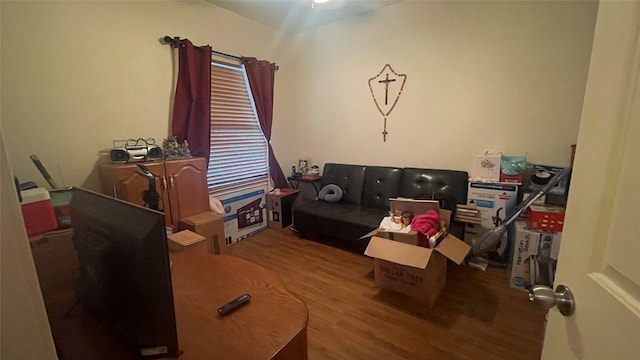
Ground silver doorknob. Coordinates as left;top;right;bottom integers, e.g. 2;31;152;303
529;284;575;316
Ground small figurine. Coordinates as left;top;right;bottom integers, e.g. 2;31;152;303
162;136;192;160
179;140;192;158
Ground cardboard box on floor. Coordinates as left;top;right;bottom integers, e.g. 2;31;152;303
168;229;208;253
361;199;444;246
178;212;228;254
509;221;540;290
218;187;267;246
364;199;471;307
29;228;78;295
466;181;518;265
510;221;562;291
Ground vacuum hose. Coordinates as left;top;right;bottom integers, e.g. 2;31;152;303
472;168;571;255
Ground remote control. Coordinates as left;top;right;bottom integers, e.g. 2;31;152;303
217;294;251;316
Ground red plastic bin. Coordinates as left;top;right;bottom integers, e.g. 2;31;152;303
20;188;58;236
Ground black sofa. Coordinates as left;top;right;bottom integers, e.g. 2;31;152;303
293;163;469;251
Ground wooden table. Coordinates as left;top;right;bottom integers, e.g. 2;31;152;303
287;176;322;196
170;253;308;359
45;253;308;360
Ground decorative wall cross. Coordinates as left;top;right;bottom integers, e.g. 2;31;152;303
378;74;396;105
368;64;407;142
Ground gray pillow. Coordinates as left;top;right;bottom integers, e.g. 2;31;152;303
318;184;343;203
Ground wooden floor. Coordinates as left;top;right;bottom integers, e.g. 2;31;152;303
224;229;547;360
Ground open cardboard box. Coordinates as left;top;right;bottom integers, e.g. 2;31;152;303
178;211;227;254
363;199;471;306
168;229;209;253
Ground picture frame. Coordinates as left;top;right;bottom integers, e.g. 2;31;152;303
298;159;309;175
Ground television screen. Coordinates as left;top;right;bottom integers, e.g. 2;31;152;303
70;187;179;359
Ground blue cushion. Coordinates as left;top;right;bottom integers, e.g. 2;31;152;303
318;184;343;203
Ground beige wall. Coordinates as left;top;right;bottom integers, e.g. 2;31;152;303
1;0;597;190
273;0;598;173
1;0;290;190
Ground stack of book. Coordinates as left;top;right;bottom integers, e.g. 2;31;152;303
454;204;482;224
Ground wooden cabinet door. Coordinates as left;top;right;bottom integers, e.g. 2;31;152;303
99;162;172;226
164;158;210;225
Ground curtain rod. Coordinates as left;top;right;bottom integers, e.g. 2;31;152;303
162;36;241;61
162;36;279;70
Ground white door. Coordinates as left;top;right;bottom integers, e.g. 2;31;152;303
541;1;640;359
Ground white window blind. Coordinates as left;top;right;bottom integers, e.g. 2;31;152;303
208;62;268;197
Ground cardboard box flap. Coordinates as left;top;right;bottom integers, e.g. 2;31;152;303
389;198;440;214
364;236;434;269
168;230;205;247
181;211;222;226
359;228;381;239
435;235;471;265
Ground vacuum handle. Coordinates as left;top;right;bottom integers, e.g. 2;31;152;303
503;168;571;226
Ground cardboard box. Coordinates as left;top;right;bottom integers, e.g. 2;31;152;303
178;212;227;254
219;187;267;246
368;229;423;246
20;187;58;236
547;232;562;261
509;222;540;290
168;229;208;253
499;173;523;184
467;182;519;228
29;229;78;295
466;182;518;264
471;152;501;182
266;189;302;230
527;164;571;206
527;205;565;232
362;199;448;247
509;221;562;291
364;200;470;306
49;188;73;229
365;234;469;307
530;232;560;288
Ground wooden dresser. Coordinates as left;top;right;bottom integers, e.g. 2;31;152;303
99;158;210;228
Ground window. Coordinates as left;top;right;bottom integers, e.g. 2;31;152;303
208;62;268;197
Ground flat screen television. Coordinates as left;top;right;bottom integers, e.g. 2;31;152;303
70;187;180;359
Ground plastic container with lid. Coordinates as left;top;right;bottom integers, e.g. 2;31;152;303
20;187;58;236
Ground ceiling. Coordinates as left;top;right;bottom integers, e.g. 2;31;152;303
208;0;403;34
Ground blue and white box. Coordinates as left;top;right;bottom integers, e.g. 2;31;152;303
218;186;267;246
465;181;519;264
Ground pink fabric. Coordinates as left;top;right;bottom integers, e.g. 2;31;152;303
410;209;441;248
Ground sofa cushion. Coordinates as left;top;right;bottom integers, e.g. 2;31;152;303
361;166;403;209
321;163;366;205
293;201;388;242
398;168;469;209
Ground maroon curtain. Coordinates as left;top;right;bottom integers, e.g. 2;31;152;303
241;57;288;190
171;38;212;166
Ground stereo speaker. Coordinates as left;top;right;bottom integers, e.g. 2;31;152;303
147;145;163;160
110;148;129;163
